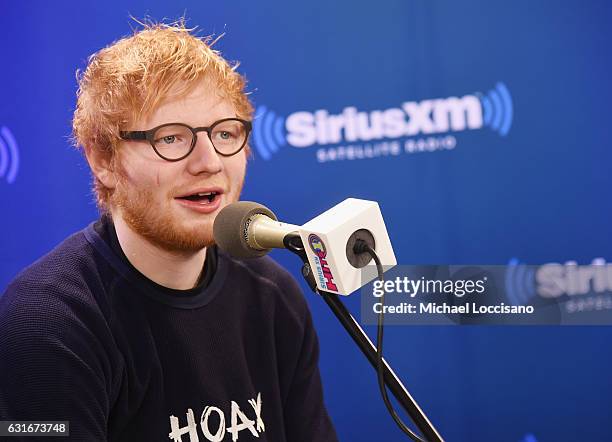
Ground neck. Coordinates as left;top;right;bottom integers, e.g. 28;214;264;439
111;211;207;290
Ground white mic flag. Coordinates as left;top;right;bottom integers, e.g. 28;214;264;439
298;198;397;295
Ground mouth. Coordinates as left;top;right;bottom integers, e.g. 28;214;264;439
176;191;220;204
174;188;224;213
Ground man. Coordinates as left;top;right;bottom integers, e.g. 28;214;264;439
0;22;338;442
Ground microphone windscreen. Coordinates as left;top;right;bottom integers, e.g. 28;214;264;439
213;201;278;258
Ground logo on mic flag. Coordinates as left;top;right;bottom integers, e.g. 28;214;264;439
308;234;326;255
308;234;338;292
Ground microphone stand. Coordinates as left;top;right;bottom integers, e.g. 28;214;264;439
283;234;444;442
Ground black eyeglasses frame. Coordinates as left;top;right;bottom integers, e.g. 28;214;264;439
119;118;252;162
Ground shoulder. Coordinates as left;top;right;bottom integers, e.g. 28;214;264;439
1;225;112;340
4;226;104;297
0;228;118;435
0;226;117;389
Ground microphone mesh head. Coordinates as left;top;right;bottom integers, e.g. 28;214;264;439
213;201;278;258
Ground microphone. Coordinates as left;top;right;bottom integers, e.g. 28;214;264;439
216;200;439;441
213;201;300;258
214;199;397;295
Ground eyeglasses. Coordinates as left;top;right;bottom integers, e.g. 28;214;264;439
119;118;252;162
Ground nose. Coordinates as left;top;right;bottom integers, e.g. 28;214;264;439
185;132;223;175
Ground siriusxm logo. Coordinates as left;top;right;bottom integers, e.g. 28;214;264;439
505;258;612;307
252;82;513;161
252;106;286;160
0;126;19;184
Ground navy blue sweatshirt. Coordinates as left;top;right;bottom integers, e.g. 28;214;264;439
0;217;338;441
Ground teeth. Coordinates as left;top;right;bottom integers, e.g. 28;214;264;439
178;191;219;202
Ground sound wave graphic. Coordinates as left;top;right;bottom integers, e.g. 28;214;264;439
505;258;537;306
0;126;19;184
252;106;286;160
479;82;513;137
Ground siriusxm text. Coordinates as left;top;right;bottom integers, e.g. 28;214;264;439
286;96;482;147
536;258;612;297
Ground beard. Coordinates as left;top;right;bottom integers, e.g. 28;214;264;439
110;176;244;253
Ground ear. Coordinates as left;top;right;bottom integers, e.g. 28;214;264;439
83;145;118;190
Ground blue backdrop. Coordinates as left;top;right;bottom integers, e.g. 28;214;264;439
2;1;612;441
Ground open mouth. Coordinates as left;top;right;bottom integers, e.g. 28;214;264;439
176;191;220;204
